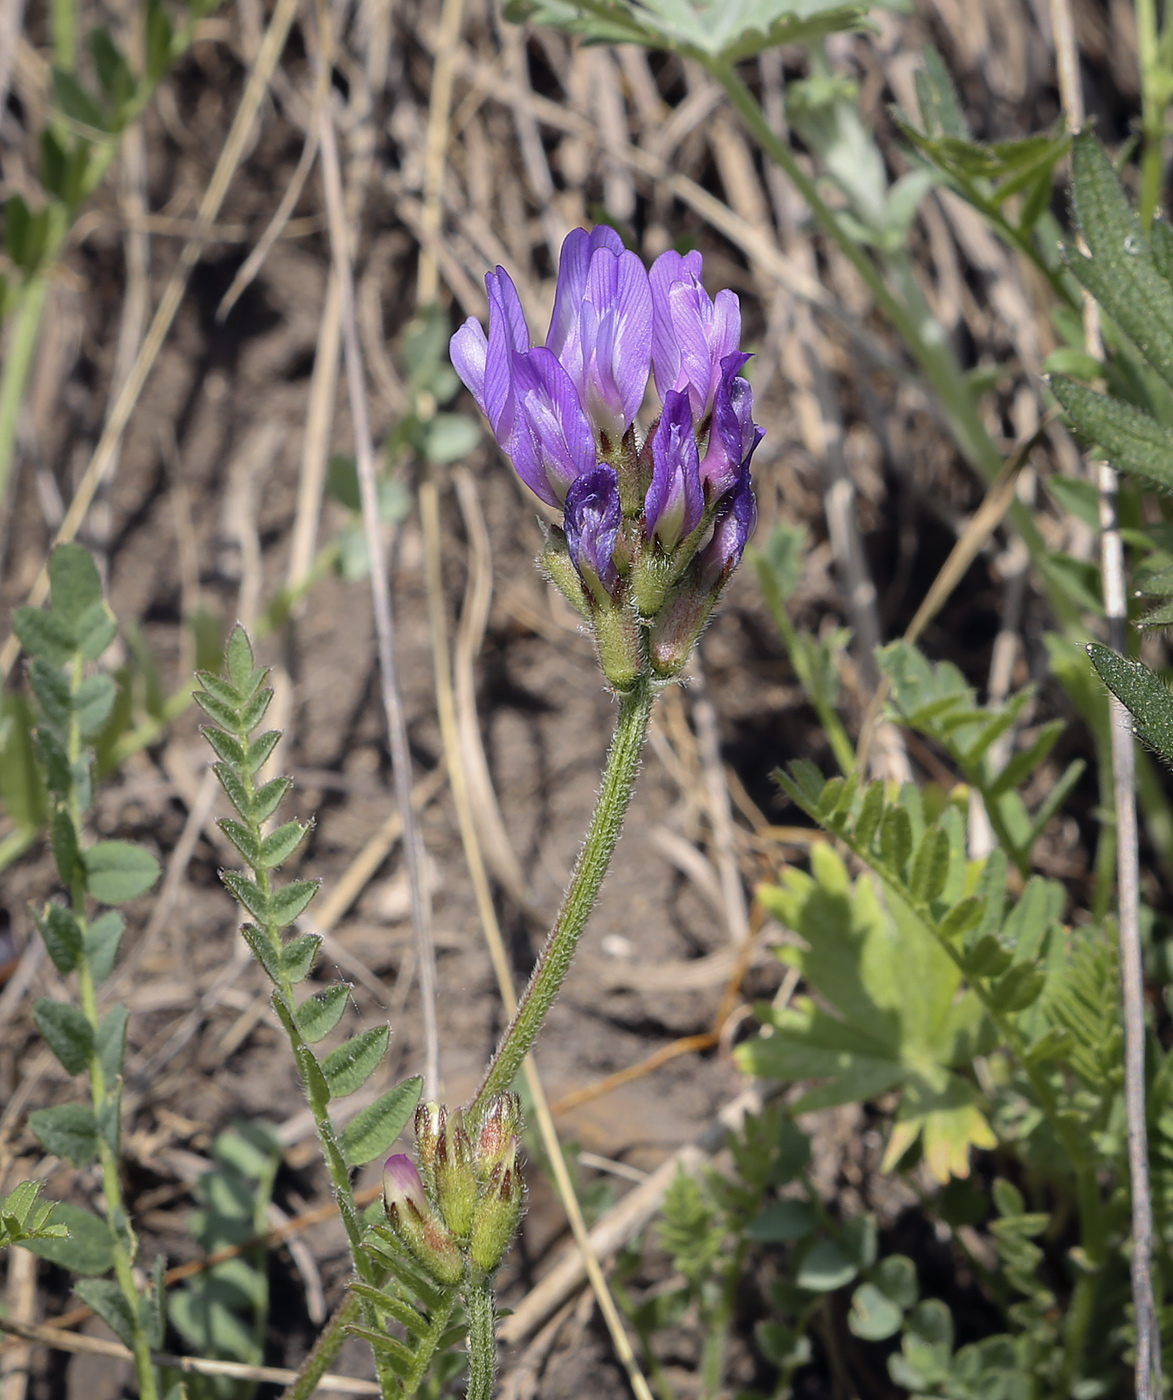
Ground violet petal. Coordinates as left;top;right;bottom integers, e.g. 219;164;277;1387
646;389;704;550
565;465;622;595
507;347;596;507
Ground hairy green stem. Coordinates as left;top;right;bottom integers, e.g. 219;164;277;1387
232;749;374;1283
465;1283;496;1400
468;676;656;1123
279;1293;361;1400
64;658;159;1400
404;1290;457;1394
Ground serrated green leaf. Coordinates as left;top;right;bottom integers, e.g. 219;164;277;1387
260;820;308;869
23;1201;112;1271
878;806;912;875
740;844;991;1182
84;840;160;904
35;902;83;974
196;689;243;733
340;1078;423;1165
38;727;72;795
239;688;274;734
196;670;242;708
33;998;93;1075
85;910;125;983
48;545;102;627
1069;131;1173;394
295;984;351;1043
281;933;321;982
246;730;280;774
29;1103;99;1167
221;870;270;922
252;776;291;823
75;601;117;660
225;626;257;695
219;818;261;867
854;781;885;849
322;1025;390;1097
214;762;253;820
1051;377;1173;491
51;806;82;885
75;674;116;738
238;922;281;982
1087;643;1173;767
294;1040;332;1112
269;879;319;927
30;657;71;730
909;826;949;903
14;606;76;665
75;1278;137;1349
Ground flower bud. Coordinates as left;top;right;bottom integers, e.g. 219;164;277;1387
413;1102;445;1195
474;1093;523;1178
648;576;714;680
434;1108;479;1240
593;597;645;693
469;1138;525;1276
382;1154;464;1286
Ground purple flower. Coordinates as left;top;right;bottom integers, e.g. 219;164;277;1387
547;231;652;442
450;267;531;440
646;390;704;550
700;352;764;497
564;466;622;598
699;469;758;588
507;347;597;507
650;250;742;423
383;1154;428;1217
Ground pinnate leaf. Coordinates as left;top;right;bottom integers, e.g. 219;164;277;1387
84;840;160;904
295;984;351;1043
35;903;83;974
340;1078;423;1165
29;1103;99;1166
322;1025;389;1097
34;998;93;1075
269;879;319;927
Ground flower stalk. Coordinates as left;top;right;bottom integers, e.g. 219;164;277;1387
468;674;656;1122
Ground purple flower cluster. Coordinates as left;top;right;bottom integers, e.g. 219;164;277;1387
451;228;762;683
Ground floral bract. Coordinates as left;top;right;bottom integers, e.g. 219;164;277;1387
450;227;762;686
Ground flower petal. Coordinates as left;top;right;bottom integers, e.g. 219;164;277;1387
646;389;703;549
484;268;531;442
565;464;621;595
507;347;596;507
649;249;702;401
450;318;489;415
548;225;625;358
700;469;757;588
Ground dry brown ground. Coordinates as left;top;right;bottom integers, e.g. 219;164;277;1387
0;0;1146;1396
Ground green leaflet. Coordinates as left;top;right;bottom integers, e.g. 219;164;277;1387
737;844;994;1182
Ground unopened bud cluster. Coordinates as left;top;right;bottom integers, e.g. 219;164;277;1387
451;228;762;690
382;1093;524;1286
